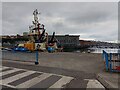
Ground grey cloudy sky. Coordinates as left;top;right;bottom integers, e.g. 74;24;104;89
2;2;118;42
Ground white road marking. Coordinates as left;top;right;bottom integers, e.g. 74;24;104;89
1;66;74;89
0;66;9;71
85;79;105;89
0;68;21;77
49;76;73;88
0;83;16;88
1;71;35;84
16;73;52;88
0;67;9;77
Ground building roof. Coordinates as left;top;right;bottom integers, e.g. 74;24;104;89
49;34;80;37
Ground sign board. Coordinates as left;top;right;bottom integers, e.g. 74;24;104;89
35;43;46;50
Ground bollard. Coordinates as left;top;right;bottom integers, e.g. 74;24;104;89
35;44;41;65
35;50;39;65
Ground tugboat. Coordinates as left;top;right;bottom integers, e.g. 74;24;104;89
13;9;62;52
13;9;48;52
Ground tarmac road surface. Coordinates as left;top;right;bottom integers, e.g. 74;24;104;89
1;51;105;89
1;61;105;89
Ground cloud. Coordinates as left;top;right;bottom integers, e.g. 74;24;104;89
2;2;118;42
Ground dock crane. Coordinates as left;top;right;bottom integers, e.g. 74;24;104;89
47;32;63;53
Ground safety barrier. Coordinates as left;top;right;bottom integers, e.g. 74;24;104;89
102;50;120;72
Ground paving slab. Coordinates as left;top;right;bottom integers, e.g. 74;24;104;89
96;71;119;89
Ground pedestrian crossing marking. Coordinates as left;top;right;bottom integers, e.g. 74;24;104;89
2;83;16;88
0;66;105;89
31;75;62;88
84;79;105;89
8;73;42;86
0;68;21;77
1;70;26;80
0;67;9;71
1;71;36;84
0;66;74;89
49;76;73;88
16;73;52;88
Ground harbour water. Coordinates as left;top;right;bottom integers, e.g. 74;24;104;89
89;48;120;53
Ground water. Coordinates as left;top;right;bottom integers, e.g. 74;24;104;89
90;48;120;53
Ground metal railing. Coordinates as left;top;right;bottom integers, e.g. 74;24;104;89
102;50;120;72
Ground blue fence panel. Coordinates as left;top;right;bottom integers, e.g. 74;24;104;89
102;50;120;72
109;53;112;72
